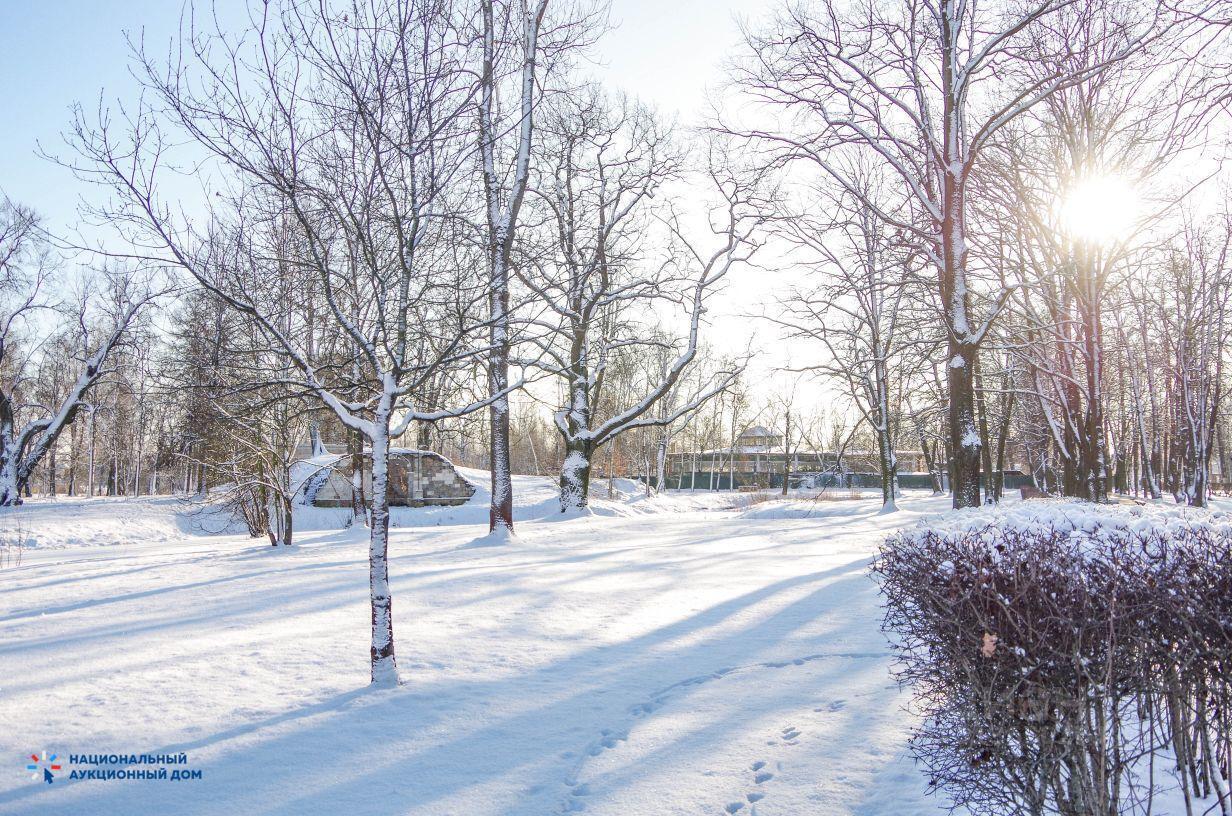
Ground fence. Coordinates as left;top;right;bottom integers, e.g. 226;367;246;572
645;471;1034;492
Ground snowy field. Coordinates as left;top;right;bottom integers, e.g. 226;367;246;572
0;477;959;816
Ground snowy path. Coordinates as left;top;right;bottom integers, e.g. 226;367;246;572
0;492;952;815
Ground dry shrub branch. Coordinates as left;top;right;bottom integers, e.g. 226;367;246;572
875;502;1232;816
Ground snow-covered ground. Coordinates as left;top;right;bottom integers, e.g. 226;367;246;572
0;479;958;816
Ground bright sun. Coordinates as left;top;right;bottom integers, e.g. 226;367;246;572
1058;175;1140;245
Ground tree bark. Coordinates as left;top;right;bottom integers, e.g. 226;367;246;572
559;439;592;512
877;422;898;512
655;433;668;491
947;340;982;508
368;417;397;685
488;305;514;532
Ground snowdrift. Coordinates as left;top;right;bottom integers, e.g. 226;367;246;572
0;496;198;551
6;471;739;549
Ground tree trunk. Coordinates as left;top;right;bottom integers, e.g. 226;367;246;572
1081;280;1108;503
349;426;366;524
607;438;617;497
67;424;77;496
487;241;513;532
558;366;594;512
994;386;1014;502
267;492;294;547
478;0;541;537
948;340;982;508
728;434;736;491
132;421;143;498
559;439;592;512
368;420;397;685
88;412;97;497
47;445;57;497
877;425;898;512
976;360;995;504
0;445;21;506
488;344;514;534
1191;457;1209;508
1136;400;1159;498
918;426;943;495
282;495;293;546
642;435;653;497
781;410;792;496
938;13;981;510
655;434;668;491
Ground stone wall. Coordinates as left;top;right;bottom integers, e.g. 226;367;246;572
308;450;476;508
403;451;475;507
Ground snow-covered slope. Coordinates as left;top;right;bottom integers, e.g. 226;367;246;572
0;472;741;551
0;496;200;551
292;468;742;532
0;486;961;816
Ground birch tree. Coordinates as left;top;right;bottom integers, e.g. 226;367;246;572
68;0;508;684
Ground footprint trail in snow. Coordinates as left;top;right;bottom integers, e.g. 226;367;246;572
554;651;889;815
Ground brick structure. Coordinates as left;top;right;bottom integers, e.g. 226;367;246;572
302;448;476;508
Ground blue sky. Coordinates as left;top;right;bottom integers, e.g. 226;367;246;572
0;0;769;229
0;0;800;384
0;2;185;226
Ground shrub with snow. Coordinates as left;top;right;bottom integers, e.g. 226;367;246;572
875;500;1232;816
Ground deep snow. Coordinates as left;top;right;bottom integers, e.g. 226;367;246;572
1;481;958;815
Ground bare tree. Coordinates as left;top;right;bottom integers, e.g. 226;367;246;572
476;0;598;532
0;201;153;505
520;92;758;511
984;2;1213;502
769;166;915;511
67;0;513;684
1156;214;1232;506
730;0;1169;507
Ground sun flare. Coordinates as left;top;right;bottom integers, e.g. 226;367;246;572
1058;175;1140;245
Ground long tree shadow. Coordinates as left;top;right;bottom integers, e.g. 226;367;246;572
0;560;362;623
1;553;879;816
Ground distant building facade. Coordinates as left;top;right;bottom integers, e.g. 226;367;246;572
661;425;931;490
